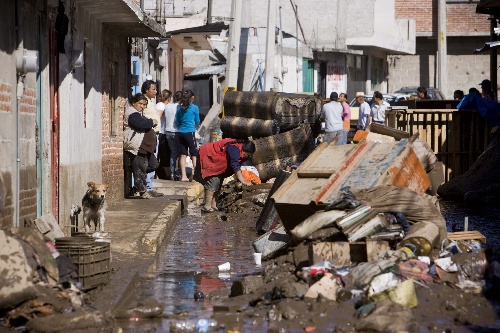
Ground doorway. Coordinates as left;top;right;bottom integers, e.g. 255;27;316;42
49;28;60;222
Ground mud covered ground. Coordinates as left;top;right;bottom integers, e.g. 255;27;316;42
201;184;500;333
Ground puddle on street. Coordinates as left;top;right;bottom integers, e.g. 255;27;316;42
119;203;266;332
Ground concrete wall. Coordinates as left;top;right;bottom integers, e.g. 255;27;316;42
387;37;493;98
0;0;39;228
347;0;415;54
56;5;104;230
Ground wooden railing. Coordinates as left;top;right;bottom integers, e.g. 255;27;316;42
386;109;491;182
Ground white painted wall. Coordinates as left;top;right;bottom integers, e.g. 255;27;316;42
57;6;103;226
346;0;415;54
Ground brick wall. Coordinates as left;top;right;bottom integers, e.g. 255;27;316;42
395;0;489;35
101;30;127;202
0;82;12;112
19;86;38;223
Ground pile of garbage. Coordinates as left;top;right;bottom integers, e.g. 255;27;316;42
205;128;500;332
0;228;117;332
211;182;500;332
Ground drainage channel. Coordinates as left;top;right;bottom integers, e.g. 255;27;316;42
118;203;265;332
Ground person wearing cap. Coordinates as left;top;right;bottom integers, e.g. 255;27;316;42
320;92;344;144
355;92;371;130
479;79;495;101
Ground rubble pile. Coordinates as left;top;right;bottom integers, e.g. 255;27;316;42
0;228;118;333
208;134;500;332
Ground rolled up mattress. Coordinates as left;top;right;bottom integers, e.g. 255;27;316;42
223;91;279;120
254;152;311;182
220;116;280;139
275;93;321;130
252;122;314;165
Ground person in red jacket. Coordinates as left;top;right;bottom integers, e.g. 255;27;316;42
195;138;255;213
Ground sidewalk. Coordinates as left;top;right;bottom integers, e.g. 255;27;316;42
89;179;203;312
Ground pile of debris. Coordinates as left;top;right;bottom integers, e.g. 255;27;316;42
207;130;500;332
0;228;118;332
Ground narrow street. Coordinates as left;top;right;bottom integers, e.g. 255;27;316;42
117;201;265;332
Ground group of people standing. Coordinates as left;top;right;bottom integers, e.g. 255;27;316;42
320;92;351;145
123;80;201;199
454;79;496;102
320;90;389;145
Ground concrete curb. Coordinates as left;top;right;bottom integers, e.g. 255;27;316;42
139;201;181;254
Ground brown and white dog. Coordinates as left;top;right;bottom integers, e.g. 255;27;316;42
82;182;108;233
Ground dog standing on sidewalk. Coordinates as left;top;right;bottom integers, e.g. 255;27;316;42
82;182;108;233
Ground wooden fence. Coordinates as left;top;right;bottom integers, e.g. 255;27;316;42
386;109;491;182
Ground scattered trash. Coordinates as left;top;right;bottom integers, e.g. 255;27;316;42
170;318;218;332
218;262;231;272
253;253;262;265
194;291;204;300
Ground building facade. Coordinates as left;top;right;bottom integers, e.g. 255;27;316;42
0;0;164;231
391;0;491;98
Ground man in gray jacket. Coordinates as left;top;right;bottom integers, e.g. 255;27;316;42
321;92;344;144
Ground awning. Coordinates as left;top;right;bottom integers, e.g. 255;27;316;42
167;22;228;51
75;0;166;37
473;41;500;53
477;0;500;15
185;64;226;78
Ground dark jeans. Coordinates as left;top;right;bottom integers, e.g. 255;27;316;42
127;151;149;193
159;132;180;178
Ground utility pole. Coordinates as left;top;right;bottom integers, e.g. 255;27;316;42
225;0;242;89
264;0;277;91
437;0;447;98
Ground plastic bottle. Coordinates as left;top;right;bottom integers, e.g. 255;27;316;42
170;318;218;332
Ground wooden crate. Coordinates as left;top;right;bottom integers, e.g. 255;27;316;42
309;240;390;267
447;230;486;243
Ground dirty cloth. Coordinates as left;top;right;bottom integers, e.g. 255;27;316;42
397;259;433;284
354;300;418;333
0;230;38;310
343;259;396;289
352;186;447;245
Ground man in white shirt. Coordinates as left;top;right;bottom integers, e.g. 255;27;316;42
368;91;390;127
355;92;371;130
321;92;344;144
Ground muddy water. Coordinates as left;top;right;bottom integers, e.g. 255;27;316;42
119;203;265;332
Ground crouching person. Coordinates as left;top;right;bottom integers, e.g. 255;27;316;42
195;139;255;213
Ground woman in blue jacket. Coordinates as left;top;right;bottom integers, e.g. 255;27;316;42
175;90;200;181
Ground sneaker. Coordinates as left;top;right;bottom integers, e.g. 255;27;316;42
140;191;152;199
148;190;164;197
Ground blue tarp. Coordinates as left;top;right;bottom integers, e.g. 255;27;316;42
457;94;500;126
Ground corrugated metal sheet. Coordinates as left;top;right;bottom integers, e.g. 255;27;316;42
272;140;431;231
185;64;226;77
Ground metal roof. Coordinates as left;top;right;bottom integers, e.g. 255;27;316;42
473;41;500;53
185;64;226;78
